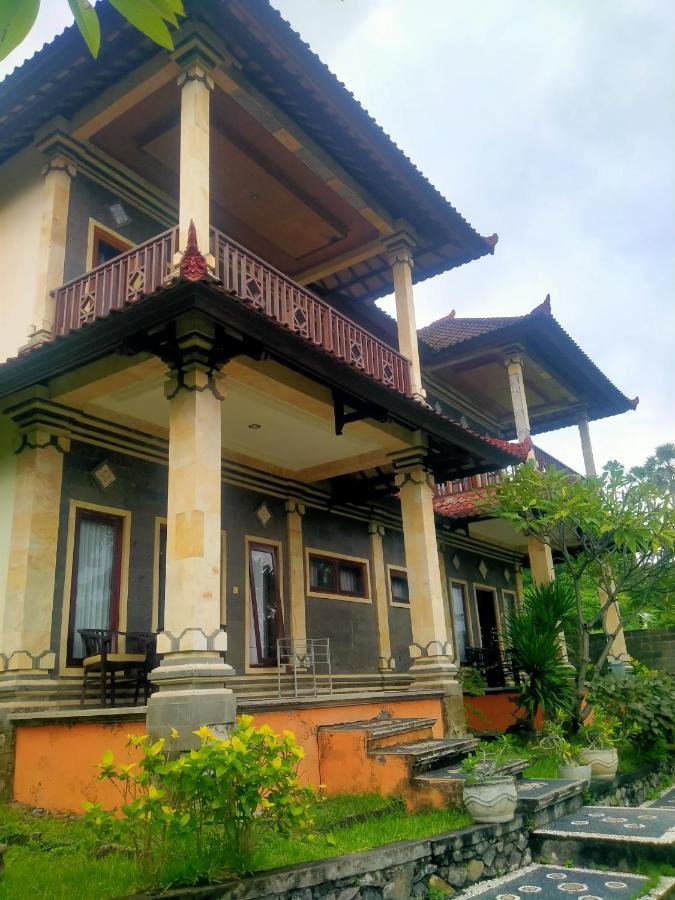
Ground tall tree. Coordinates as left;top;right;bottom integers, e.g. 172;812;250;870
482;462;675;725
629;443;675;505
1;0;186;62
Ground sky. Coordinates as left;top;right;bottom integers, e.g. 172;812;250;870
2;1;673;472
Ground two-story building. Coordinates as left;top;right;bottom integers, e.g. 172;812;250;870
0;1;637;808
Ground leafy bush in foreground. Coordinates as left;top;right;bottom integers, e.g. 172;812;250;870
85;716;316;884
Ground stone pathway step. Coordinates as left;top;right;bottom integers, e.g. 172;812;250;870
414;757;529;782
374;736;479;772
646;786;675;809
456;863;674;899
532;805;675;870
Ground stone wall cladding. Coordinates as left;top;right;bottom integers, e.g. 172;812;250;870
587;757;675;809
0;714;15;801
589;627;675;674
139;817;532;900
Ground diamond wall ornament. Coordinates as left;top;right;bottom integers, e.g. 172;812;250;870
478;559;488;580
91;461;116;490
256;502;272;527
504;568;512;582
452;554;461;571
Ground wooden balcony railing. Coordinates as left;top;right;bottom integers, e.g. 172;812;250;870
210;227;411;396
433;444;576;498
52;226;412;397
52;227;179;337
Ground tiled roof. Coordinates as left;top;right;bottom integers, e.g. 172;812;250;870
419;296;551;351
432;487;492;519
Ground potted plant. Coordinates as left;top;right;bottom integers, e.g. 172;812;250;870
460;744;518;824
534;716;591;782
579;709;619;780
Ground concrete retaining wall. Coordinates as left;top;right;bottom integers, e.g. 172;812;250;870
590;627;675;673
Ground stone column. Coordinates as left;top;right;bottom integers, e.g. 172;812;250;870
368;522;394;672
577;410;597;478
0;397;67;706
505;354;569;662
577;412;629;664
285;499;307;644
394;457;456;682
147;316;235;750
514;563;525;612
386;229;426;402
27;156;75;347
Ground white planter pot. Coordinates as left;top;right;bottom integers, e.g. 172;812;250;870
463;775;518;824
579;747;619;780
559;763;592;782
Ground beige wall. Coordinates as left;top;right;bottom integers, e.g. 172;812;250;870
0;416;17;645
0;149;44;362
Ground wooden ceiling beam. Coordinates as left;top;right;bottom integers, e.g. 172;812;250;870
295;239;386;285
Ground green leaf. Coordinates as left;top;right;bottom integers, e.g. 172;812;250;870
146;0;185;27
67;0;100;57
101;749;114;766
108;0;175;50
0;0;40;62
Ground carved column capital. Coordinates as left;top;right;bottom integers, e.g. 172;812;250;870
161;316;232;400
2;394;72;456
285;499;306;517
368;521;385;537
41;156;77;180
383;224;417;269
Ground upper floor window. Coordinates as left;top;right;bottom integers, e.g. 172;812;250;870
389;567;410;605
308;551;368;600
89;221;133;269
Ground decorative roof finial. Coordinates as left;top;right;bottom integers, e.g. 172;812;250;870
484;233;499;248
180;219;208;282
530;294;552;316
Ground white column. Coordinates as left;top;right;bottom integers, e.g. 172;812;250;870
386;230;426;402
504;353;533;454
147;316;234;749
577;412;629;663
368;522;394;672
578;410;597;477
285;499;306;644
28;156;75;346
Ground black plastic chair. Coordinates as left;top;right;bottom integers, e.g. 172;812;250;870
79;629;156;707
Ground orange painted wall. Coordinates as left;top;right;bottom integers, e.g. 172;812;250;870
13;697;443;814
464;692;520;732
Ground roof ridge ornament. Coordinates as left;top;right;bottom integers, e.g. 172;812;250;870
530;293;552;316
179;220;208;282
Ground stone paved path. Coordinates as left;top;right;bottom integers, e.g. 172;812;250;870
458;863;659;900
646;786;675;809
534;805;675;845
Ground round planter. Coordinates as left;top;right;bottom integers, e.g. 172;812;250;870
463;775;518;824
559;763;592;782
579;747;619;780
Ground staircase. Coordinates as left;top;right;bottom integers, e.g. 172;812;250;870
318;716;479;810
318;714;590;815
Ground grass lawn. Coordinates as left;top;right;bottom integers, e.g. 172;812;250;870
0;795;473;899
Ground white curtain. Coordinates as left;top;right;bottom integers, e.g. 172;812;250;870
338;564;361;594
451;583;468;663
249;547;276;664
72;518;116;658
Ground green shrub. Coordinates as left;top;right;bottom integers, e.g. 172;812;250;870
85;716;316;884
533;712;585;765
588;662;675;751
505;581;576;729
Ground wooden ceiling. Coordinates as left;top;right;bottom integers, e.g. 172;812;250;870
90;80;380;279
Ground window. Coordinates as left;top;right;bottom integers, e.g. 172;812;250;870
90;223;132;268
67;509;124;663
389;568;410;605
308;552;367;599
502;590;517;630
249;542;283;667
450;581;469;663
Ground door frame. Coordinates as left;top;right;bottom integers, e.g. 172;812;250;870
244;534;285;672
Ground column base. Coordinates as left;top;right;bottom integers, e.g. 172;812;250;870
147;654;236;751
408;652;459;690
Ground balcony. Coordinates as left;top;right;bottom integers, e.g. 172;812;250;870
434;444;577;501
52;227;412;396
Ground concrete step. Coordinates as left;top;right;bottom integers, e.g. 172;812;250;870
454;862;674;899
531;805;675;870
412;755;528;785
317;716;437;750
646;785;675;809
516;778;586;827
374;736;480;773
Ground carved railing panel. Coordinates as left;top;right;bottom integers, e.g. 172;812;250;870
52;227;179;337
210;227;411;396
